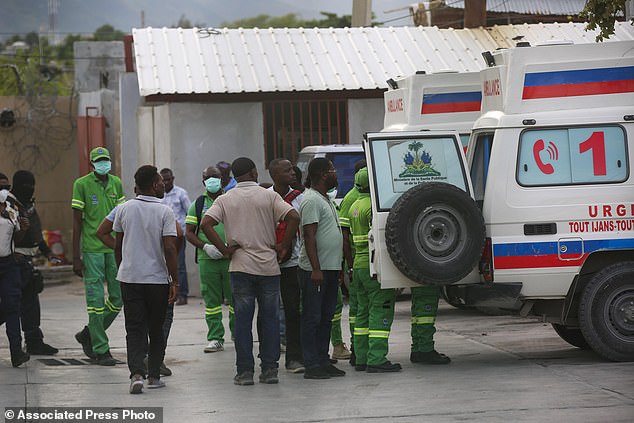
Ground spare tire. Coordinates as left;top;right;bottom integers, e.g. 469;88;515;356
385;182;485;286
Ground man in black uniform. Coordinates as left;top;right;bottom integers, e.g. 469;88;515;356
7;170;59;355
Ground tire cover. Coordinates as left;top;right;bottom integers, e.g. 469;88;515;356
385;182;485;286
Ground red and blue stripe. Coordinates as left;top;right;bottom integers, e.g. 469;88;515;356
421;91;482;114
522;66;634;100
493;238;634;269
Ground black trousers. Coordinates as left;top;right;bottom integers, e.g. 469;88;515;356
121;283;169;379
280;266;302;363
17;257;44;346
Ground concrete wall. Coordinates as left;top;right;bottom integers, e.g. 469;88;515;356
348;98;385;143
0;96;77;260
74;42;125;95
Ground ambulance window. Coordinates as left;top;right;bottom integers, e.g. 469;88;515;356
517;126;628;186
326;152;365;199
370;136;468;211
469;132;494;209
459;134;470;152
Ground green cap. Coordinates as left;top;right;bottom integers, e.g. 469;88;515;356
90;147;110;161
354;167;369;190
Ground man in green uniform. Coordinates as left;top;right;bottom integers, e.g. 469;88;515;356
72;147;125;366
335;160;365;364
185;166;234;353
349;168;401;373
410;287;451;364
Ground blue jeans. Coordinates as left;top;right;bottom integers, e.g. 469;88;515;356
230;272;280;373
299;269;339;369
177;239;189;298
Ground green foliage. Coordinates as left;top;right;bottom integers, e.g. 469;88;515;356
580;0;632;41
221;11;353;28
93;24;126;41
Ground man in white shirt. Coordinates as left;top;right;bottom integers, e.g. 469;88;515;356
113;165;179;394
160;168;191;305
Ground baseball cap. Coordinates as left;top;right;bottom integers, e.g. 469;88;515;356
90;147;111;162
354;167;369;190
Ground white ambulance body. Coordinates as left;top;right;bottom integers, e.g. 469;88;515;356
365;71;483;289
461;41;634;361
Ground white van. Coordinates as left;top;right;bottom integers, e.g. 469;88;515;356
295;144;364;202
366;41;634;362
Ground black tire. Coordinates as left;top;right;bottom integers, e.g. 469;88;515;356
551;323;591;350
441;286;471;309
579;261;634;362
385;183;485;286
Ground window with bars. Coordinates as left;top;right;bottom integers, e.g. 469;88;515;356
263;99;349;165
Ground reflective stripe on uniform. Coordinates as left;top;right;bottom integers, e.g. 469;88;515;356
205;306;223;316
105;299;121;313
185;215;198;225
71;199;85;209
331;312;342;322
411;316;436;325
354;327;369;336
87;306;105;315
369;330;390;339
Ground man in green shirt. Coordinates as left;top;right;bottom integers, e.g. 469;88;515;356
72;147;125;366
349;168;401;373
185;166;234;353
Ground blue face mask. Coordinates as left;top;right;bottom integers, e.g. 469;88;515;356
93;160;111;175
205;177;222;193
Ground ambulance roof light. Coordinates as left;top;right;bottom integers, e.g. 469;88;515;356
624;115;634;121
482;51;495;67
415;70;426;75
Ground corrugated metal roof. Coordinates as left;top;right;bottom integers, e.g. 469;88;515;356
133;22;634;96
446;0;587;15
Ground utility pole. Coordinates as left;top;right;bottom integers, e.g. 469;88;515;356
352;0;372;27
464;0;487;28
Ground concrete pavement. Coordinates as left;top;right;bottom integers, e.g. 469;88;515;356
1;277;633;422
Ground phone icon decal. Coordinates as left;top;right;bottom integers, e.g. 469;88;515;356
532;139;558;175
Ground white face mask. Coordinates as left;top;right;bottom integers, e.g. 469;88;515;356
327;188;337;201
0;189;8;203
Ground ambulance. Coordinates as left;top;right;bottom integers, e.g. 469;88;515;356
365;40;634;362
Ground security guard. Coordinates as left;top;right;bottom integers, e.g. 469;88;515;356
410;286;451;364
185;166;234;353
349;168;401;373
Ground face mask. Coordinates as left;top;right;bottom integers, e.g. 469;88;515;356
93;160;111;175
327;188;337;201
205;177;222;193
0;189;8;203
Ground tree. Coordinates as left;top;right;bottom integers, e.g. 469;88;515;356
221;12;355;29
581;0;633;41
93;24;126;42
172;14;206;28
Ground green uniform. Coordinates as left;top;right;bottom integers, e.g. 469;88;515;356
332;187;360;348
71;172;125;355
410;286;440;353
349;193;396;366
186;193;234;343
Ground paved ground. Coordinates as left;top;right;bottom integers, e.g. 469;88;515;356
1;277;633;422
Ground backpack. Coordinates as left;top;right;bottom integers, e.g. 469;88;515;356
275;189;301;244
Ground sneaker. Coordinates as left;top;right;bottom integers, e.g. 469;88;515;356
94;351;117;366
410;350;451;365
26;341;59;356
75;326;96;359
11;350;30;368
321;364;346;377
175;297;187;306
285;360;305;374
147;377;166;389
234;371;254;386
204;340;224;353
259;368;279;384
366;361;402;373
303;367;331;380
332;343;351;360
143;357;173;377
354;364;367;371
129;374;144;394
